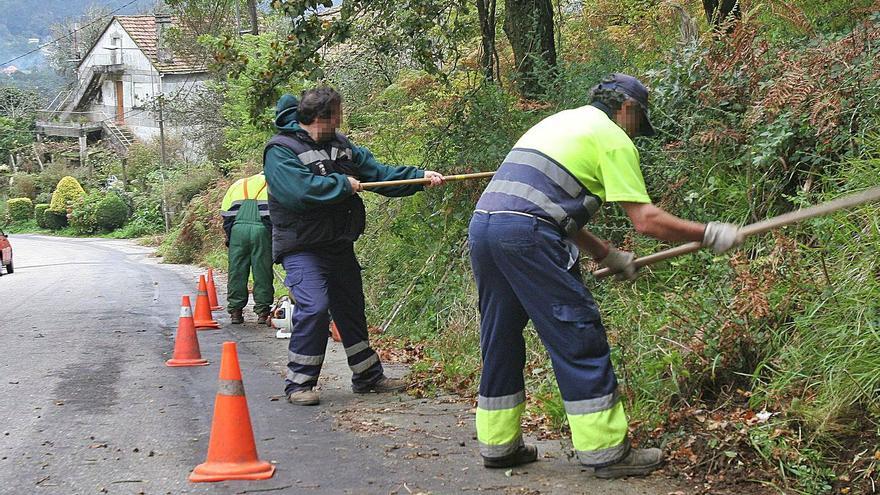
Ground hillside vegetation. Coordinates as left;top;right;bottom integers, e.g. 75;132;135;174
8;0;877;492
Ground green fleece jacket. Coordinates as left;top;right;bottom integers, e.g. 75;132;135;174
264;94;425;213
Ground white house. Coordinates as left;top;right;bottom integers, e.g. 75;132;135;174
37;14;208;159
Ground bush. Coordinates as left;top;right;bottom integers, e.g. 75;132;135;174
9;173;37;200
95;193;129;231
69;191;131;234
6;197;34;222
34;203;50;228
114;197;164;238
69;191;102;234
43;209;68;230
50;176;86;212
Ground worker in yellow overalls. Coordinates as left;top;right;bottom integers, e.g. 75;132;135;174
220;173;273;324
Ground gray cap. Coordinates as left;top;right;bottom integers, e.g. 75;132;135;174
591;73;656;137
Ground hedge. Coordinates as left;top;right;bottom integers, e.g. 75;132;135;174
34;203;50;228
7;198;34;222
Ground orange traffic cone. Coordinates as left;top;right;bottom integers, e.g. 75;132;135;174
190;342;276;482
194;275;220;330
206;269;223;311
166;296;209;367
329;320;342;342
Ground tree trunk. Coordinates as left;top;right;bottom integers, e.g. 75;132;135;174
503;0;557;98
702;0;740;31
247;0;259;35
476;0;499;82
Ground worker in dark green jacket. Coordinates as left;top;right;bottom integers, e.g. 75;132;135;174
264;87;445;406
220;173;273;324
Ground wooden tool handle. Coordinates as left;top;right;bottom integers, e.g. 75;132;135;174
593;186;880;279
359;171;495;189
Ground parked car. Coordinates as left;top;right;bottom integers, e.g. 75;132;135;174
0;229;12;275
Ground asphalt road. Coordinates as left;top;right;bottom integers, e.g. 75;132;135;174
0;235;686;495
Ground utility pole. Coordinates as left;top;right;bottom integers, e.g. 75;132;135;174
247;0;259;35
158;95;170;232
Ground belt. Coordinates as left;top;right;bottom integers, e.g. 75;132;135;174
473;209;560;229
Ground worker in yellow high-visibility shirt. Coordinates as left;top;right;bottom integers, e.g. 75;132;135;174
469;74;742;478
220;173;273;325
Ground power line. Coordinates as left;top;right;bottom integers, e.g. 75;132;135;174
0;0;141;68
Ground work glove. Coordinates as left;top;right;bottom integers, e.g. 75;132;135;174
599;247;638;281
702;222;743;254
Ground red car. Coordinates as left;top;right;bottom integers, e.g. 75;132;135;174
0;229;12;275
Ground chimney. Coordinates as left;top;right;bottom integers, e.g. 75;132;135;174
155;13;173;63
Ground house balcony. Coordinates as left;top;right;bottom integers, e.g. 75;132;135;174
87;53;125;75
35;111;104;138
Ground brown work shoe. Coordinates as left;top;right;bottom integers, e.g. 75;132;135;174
483;444;538;469
287;388;320;406
230;309;244;324
593;447;663;479
257;312;270;325
352;376;407;394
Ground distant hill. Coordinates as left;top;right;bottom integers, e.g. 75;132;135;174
0;0;156;69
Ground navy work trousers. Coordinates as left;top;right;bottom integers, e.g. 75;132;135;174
281;244;384;395
468;212;629;466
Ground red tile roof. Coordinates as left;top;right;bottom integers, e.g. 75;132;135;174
115;15;207;74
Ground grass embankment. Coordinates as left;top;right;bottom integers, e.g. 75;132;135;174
154;4;880;492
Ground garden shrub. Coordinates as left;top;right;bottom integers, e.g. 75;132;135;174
6;197;34;222
69;191;103;234
95;193;129;231
9;173;37;200
43;209;68;230
34;203;50;228
50;176;86;212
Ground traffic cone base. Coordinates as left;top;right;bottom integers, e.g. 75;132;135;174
190;342;275;483
190;460;275;482
167;357;209;367
194;275;221;329
206;269;224;311
166;296;209;367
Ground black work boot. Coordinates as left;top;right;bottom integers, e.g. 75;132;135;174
483;444;538;468
352;376;407;394
257;311;270;325
593;447;663;479
229;309;244;324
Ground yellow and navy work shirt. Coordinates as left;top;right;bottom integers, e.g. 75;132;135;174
220;174;271;241
476;105;651;234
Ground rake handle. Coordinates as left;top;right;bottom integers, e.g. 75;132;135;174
359;171;496;189
593;186;880;279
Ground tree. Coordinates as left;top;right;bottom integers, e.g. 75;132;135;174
0;86;41;119
46;5;112;78
503;0;557;98
475;0;499;82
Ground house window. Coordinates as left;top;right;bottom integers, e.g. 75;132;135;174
110;36;121;65
132;82;152;109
